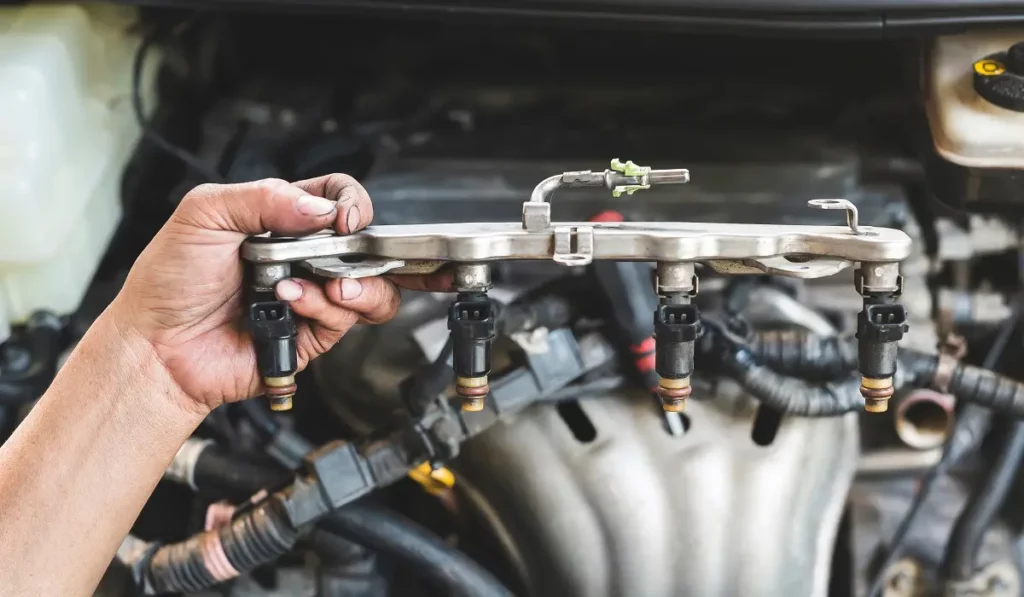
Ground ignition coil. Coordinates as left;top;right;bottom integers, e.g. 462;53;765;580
653;263;701;412
448;265;495;412
856;264;909;413
249;264;298;411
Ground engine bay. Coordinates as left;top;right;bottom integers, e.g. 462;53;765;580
4;3;1024;596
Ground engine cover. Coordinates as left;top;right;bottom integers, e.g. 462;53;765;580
453;388;857;597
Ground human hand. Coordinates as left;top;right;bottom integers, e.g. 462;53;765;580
108;175;453;414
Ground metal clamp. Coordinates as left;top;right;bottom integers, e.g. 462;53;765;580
552;226;595;266
609;158;651;197
932;334;967;394
808;199;866;236
299;256;406;278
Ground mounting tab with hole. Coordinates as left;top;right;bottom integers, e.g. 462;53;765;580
241;160;913;413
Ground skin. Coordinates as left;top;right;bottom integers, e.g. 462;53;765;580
0;174;452;596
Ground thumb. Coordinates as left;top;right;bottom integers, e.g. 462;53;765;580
173;178;339;238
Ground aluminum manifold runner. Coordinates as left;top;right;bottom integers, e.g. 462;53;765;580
241;160;913;415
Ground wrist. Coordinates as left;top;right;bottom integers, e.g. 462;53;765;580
60;303;211;427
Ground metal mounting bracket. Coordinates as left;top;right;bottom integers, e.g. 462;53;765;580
242;161;911;282
552;226;595;266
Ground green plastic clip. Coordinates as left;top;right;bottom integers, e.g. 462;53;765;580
609;158;651;197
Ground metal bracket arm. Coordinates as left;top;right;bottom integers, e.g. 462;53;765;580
243;221;911;279
242;160;910;280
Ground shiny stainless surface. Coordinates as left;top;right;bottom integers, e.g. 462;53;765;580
252;263;290;291
656;262;696;294
242;222;912;276
454;263;492;291
808;198;863;235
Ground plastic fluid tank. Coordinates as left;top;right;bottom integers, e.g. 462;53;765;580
927;29;1024;169
0;4;150;324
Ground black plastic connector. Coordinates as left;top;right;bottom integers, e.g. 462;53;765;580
448;292;496;411
250;301;298;377
250;300;298;410
654;304;701;378
856;300;909;412
856;302;908;379
653;303;702;411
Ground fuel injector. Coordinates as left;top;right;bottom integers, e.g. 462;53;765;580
653;262;702;412
249;264;298;411
448;265;496;412
856;263;908;413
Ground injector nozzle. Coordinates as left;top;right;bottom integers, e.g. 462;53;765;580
856;300;908;413
654;302;702;412
250;300;298;411
448;291;496;413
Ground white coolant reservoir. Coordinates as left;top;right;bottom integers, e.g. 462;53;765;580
0;4;151;323
927;29;1024;169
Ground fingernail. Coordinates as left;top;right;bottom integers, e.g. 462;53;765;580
296;194;337;216
345;205;361;234
340;278;362;300
276;279;303;301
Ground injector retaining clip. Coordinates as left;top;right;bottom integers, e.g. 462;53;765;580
241;159;913;413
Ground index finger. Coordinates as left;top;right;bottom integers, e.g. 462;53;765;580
292;174;374;235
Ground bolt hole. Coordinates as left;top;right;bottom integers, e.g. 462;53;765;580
557;400;597;443
751;404;783;446
339;255;367;264
784;255;813;263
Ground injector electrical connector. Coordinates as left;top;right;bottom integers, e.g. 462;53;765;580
250;300;299;411
654;303;701;412
448;292;496;412
856;265;909;413
653;262;701;412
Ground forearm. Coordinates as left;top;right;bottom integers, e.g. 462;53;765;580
0;306;207;596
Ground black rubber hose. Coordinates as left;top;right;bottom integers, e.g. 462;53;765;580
144;498;300;594
943;421;1024;580
866;313;1020;597
163;445;514;597
132;19;224;183
236;400;281;438
321;502;514;597
306;528;387;596
747;330;858;381
745;330;1024;416
0;312;62;405
497;294;574;336
192;445;289;502
747;330;931;385
720;348;864;416
403;336;455;415
944;362;1024;415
